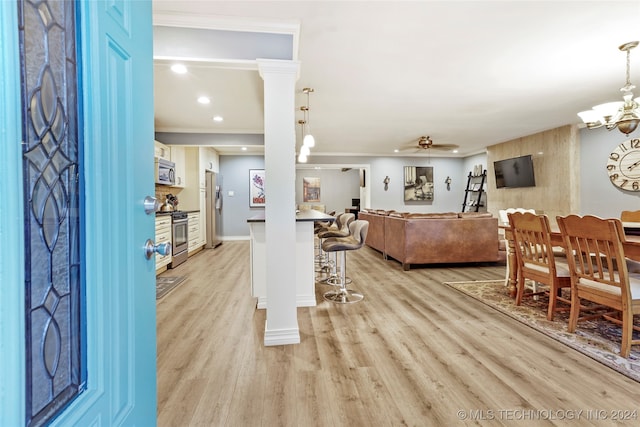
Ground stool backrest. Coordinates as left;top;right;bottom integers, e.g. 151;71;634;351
349;220;369;245
336;213;355;232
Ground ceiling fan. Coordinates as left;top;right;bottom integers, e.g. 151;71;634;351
399;136;458;153
414;136;458;151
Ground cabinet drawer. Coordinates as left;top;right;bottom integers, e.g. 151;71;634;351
156;251;171;265
156;231;171;244
155;216;171;228
188;236;200;251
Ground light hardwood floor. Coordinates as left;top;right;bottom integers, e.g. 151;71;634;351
157;241;640;426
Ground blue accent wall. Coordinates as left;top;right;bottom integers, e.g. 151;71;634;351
580;127;640;217
220;155;265;237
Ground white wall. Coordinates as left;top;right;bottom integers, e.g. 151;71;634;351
295;168;360;213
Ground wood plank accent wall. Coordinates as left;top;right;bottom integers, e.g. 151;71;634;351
486;124;580;226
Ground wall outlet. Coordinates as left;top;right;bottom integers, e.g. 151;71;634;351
228;190;234;197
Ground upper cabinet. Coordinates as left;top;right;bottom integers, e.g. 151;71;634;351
154;140;170;160
197;147;219;188
170;145;186;188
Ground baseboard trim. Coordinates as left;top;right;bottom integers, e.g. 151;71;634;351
221;235;250;241
264;326;300;346
256;295;316;309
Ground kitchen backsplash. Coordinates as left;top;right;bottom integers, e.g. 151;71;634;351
155;185;183;208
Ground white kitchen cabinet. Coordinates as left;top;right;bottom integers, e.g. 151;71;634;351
154;140;170;160
198;147;219;188
187;212;203;254
170;145;186;188
155;215;172;272
179;146;219;211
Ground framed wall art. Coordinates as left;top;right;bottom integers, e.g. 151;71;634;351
303;177;321;202
250;169;265;207
403;166;434;201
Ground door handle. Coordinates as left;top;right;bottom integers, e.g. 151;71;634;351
144;239;171;260
144;196;160;214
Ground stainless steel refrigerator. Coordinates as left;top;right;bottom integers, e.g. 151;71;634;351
205;171;222;248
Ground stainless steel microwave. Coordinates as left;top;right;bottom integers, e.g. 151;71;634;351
155;157;175;185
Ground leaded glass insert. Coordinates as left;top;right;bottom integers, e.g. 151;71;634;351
18;0;85;426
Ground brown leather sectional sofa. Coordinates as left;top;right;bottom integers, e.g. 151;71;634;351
358;209;500;270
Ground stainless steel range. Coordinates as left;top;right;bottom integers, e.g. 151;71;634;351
168;211;188;269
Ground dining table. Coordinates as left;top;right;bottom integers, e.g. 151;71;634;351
500;222;640;298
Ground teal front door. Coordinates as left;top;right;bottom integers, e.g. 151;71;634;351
0;1;157;425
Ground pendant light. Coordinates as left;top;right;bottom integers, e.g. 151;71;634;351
297;119;308;163
302;87;315;147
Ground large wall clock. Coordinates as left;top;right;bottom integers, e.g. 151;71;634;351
607;138;640;191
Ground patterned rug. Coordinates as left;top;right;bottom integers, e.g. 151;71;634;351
156;276;186;299
444;280;640;383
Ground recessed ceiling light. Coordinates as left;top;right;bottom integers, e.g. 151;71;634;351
241;147;247;151
394;149;399;153
452;149;459;153
170;64;187;74
197;96;210;104
213;116;223;122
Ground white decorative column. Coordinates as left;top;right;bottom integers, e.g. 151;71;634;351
258;59;300;346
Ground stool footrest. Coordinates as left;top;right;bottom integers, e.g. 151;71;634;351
323;289;364;304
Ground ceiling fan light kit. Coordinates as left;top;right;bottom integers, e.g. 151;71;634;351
578;41;640;135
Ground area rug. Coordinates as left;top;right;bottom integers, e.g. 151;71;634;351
156;276;186;299
444;280;640;383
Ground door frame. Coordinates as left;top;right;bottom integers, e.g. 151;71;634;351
0;0;27;424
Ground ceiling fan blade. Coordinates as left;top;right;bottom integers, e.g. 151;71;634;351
430;144;459;150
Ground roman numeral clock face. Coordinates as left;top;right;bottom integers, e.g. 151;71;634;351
607;138;640;191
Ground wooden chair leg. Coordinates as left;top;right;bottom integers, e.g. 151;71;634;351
515;275;525;306
547;285;557;321
621;311;632;358
568;294;580;333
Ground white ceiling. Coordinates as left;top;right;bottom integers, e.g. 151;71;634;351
152;0;640;157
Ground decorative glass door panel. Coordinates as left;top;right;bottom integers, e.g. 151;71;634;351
18;1;85;425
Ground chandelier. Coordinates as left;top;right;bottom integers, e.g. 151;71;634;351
578;41;640;135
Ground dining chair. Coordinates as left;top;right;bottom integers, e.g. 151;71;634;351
499;208;538;292
556;214;640;358
508;211;571;320
621;210;640;222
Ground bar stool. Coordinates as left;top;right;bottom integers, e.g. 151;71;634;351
314;211;336;266
317;213;355;283
322;220;369;303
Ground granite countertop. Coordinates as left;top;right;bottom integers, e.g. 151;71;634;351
155;209;200;217
247;210;335;223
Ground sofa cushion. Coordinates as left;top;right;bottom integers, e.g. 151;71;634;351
406;212;458;219
388;212;409;218
458;212;493;218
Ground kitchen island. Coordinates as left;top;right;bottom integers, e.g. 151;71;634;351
248;209;335;308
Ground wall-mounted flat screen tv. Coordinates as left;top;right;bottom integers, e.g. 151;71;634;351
494;155;536;188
